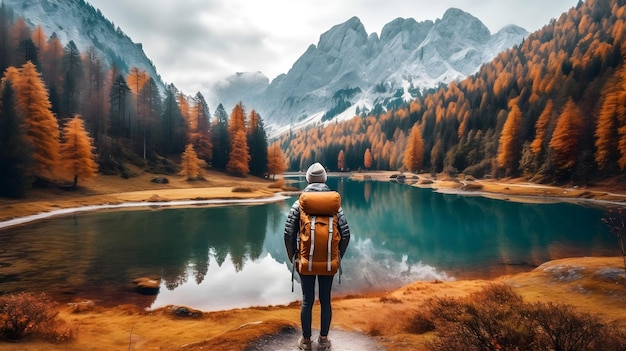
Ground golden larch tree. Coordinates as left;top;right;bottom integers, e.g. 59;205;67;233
616;62;626;170
178;92;191;128
531;100;554;155
497;104;523;172
337;150;345;171
180;143;207;180
59;115;98;188
595;85;620;170
226;102;249;174
127;67;149;96
364;148;373;170
248;109;259;135
226;130;250;175
32;25;47;52
403;124;424;173
228;102;247;139
7;61;60;178
549;99;583;172
267;142;287;180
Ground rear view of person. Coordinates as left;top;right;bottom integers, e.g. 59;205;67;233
284;162;351;351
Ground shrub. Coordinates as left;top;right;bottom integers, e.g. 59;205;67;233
0;292;74;342
408;284;626;351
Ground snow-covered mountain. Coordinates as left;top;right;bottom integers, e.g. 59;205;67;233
211;9;528;137
5;0;164;91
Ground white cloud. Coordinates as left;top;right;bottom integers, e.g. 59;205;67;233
87;0;578;95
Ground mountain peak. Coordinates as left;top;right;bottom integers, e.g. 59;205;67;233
437;7;491;42
317;16;368;53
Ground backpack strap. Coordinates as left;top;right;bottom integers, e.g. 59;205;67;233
308;216;316;272
327;216;333;272
292;232;300;292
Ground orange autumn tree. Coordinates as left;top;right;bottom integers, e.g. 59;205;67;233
595;81;621;170
5;61;60;179
59;115;98;189
127;67;149;95
497;103;523;174
337;150;345;171
267;142;287;180
403;124;424;173
364;148;373;170
549;99;583;174
180;143;207;180
226;102;250;175
226;130;250;176
531;100;554;155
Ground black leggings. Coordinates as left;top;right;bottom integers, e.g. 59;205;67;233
299;274;334;338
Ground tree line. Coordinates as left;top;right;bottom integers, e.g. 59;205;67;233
0;3;287;198
279;0;626;185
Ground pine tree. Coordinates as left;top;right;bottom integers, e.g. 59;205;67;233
160;84;187;157
247;110;268;177
9;61;60;179
0;3;12;74
0;80;31;197
190;92;212;162
109;74;131;139
59;115;98;188
211;103;230;170
403;124;424;173
226;130;250;176
82;46;108;158
60;40;83;118
140;78;163;159
180;143;206;180
267;142;287;180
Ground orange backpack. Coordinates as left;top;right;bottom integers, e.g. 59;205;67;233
297;191;342;276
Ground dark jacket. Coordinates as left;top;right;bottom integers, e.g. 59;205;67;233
283;182;351;262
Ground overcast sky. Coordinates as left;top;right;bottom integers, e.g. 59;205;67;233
87;0;578;95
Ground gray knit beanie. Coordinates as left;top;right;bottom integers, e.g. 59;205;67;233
305;162;327;183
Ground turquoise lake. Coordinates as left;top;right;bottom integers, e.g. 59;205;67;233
0;176;618;311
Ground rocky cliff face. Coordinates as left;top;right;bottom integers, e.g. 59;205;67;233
5;0;164;91
211;8;527;136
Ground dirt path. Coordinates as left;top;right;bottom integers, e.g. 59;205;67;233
245;327;384;351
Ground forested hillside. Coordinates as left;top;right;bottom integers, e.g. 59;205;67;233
0;3;278;198
279;0;626;184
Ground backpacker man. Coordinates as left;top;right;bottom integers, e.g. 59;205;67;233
284;162;351;351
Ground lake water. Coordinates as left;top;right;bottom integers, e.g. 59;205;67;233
0;176;618;312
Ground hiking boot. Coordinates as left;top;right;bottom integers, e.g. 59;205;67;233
298;336;313;350
318;336;332;350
